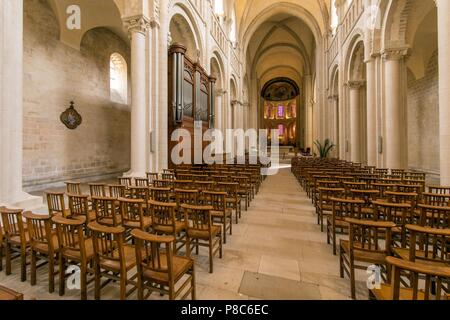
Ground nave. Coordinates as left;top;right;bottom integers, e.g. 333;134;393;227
0;165;368;300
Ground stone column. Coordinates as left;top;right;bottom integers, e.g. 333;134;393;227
366;58;377;166
437;0;450;184
215;89;225;131
0;0;40;208
332;95;339;157
348;81;365;163
123;16;150;177
382;48;409;170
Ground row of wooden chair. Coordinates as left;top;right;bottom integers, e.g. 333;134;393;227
292;157;450;300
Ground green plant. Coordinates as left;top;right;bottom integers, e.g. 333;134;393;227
314;139;335;158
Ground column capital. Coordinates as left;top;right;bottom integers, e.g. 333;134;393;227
347;81;366;89
381;47;410;61
215;89;227;96
123;15;151;36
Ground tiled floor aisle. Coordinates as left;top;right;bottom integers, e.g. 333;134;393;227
0;167;368;300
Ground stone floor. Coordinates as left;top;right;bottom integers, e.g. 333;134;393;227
0;166;370;300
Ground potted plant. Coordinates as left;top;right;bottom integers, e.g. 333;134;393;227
314;139;336;158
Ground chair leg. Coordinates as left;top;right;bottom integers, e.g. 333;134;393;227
94;263;101;300
80;263;87;300
339;248;344;279
350;261;356;300
5;243;11;275
119;272;127;300
0;243;3;272
223;222;227;244
332;230;337;256
48;254;55;293
209;239;213;274
137;273;144;300
20;246;27;282
219;236;223;259
191;264;196;300
30;250;37;286
59;255;65;296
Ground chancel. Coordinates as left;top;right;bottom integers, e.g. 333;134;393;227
0;0;449;302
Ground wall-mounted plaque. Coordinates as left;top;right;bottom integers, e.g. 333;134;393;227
60;101;82;129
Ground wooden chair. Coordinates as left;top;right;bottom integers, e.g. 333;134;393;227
89;183;107;197
0;225;3;271
194;181;215;193
372;201;412;247
182;204;222;273
23;212;58;293
154;179;173;189
132;229;196;300
67;194;96;223
135;178;149;187
202;191;232;244
162;173;175;181
146;173;159;186
417;204;450;228
370;256;450;300
428;185;450;195
0;207;29;281
340;218;396;299
65;182;82;195
109;184;127;199
175;189;199;218
174;180;194;190
0;285;24;300
148;200;186;253
150;187;172;203
218;182;241;224
46;191;69;217
420;193;450;207
129;186;151;204
119;198;152;232
317;187;345;232
233;176;251;211
52;215;94;300
88;221;137;300
118;177;133;187
327;198;364;255
91;196;122;227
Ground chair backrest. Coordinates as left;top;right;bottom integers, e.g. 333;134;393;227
0;207;26;245
181;204;214;234
119;198;146;229
129;186;150;203
153;179;173;188
192;174;209;182
385;256;450;300
318;188;345;207
385;191;418;207
162;173;175;181
330;198;365;221
88;222;126;270
23;212;55;252
417;204;450;229
131;229;175;284
146;173;159;185
420;192;450;207
406;224;450;265
174;180;194;190
202;191;226;211
194;181;215;192
89;184;107;197
346;217;395;257
46;191;66;216
52;215;87;261
174;189;198;207
148;200;177;231
428;185;450;195
91;196;121;227
135;178;149;187
176;174;193;181
118;177;133;187
65;182;82;195
109;184;127;199
150;187;171;202
350;189;380;205
68;194;91;221
217;182;239;198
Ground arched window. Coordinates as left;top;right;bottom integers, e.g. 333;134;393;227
331;0;339;34
214;0;224;16
229;7;237;44
110;53;128;104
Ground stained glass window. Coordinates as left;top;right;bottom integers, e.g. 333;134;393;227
277;105;284;118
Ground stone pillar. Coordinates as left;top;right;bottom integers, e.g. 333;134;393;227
382;48;409;170
0;0;40;208
365;58;377;166
124;16;150;177
437;0;450;184
332;95;339;157
348;81;365;163
215;89;225;131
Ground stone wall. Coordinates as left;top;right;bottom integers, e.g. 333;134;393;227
407;50;440;174
23;0;131;191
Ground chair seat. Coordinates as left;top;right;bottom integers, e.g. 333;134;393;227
153;221;185;234
318;204;332;211
97;215;122;227
99;245;136;272
340;240;388;265
188;225;221;240
371;284;427;300
62;238;95;261
326;217;349;228
9;232;30;246
393;248;450;268
124;216;152;230
142;254;193;285
32;233;59;254
211;209;232;218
